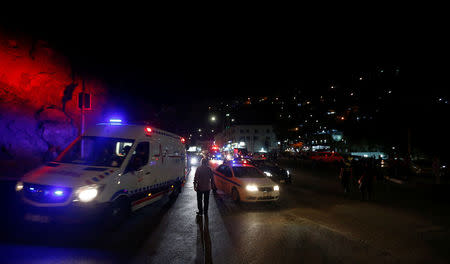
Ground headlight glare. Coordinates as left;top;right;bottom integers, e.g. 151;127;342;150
15;181;23;192
264;171;272;177
76;185;101;202
274;185;280;191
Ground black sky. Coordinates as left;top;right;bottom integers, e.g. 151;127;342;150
2;11;449;133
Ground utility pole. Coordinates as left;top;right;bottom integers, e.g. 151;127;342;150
80;79;85;157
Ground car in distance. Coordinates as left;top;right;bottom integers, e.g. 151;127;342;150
310;151;344;163
213;161;280;202
251;160;291;184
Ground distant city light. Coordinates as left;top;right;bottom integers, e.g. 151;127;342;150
210;116;216;121
231;119;235;122
198;129;202;132
226;113;230;116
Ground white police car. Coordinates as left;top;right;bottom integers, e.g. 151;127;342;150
213;160;280;202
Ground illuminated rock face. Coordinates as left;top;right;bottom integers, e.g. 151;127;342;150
0;30;108;175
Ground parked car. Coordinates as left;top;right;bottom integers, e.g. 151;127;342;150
310;152;344;163
251;160;292;184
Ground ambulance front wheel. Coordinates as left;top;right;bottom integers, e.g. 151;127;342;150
108;197;131;228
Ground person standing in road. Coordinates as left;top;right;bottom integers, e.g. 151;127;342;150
432;156;441;185
339;160;352;195
194;158;216;216
358;160;376;201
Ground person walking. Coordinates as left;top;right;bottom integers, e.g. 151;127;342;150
432;156;441;185
194;158;216;216
339;160;352;195
358;160;376;201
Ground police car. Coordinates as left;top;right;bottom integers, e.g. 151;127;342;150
213;160;280;202
15;120;187;225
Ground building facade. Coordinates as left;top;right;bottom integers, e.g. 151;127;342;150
214;125;277;153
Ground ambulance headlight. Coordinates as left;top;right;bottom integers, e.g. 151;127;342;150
245;185;258;192
15;181;23;192
190;157;198;165
263;171;272;177
75;185;102;202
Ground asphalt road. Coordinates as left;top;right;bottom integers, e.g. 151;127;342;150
1;160;450;263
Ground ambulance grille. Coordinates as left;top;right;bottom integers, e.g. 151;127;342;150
23;183;72;204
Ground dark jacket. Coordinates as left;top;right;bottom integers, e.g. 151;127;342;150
194;165;216;192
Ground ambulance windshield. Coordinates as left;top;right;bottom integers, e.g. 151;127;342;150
57;136;135;167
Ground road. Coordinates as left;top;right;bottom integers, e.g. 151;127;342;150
1;160;450;263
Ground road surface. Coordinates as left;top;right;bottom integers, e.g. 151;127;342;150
1;160;449;263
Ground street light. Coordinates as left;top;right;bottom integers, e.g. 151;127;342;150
210;116;216;122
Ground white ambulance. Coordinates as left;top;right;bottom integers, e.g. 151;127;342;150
15;120;187;225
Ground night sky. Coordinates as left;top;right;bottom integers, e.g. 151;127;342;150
1;12;448;138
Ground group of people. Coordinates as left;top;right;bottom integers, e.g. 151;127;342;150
339;158;378;201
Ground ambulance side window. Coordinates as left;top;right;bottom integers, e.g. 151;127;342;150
128;142;149;171
136;142;149;165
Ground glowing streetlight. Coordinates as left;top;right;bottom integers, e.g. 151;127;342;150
210;116;216;122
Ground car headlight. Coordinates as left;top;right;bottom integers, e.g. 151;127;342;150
15;181;23;192
274;185;280;191
190;157;198;165
246;185;258;192
75;184;102;202
264;171;272;177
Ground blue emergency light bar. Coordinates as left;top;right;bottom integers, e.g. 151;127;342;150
109;119;122;123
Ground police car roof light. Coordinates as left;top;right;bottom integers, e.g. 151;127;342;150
109;119;122;123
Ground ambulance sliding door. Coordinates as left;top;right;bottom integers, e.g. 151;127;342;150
149;141;164;189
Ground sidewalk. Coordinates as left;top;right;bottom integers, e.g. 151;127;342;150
278;158;450;223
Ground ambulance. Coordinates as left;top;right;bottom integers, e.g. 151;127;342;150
14;120;187;225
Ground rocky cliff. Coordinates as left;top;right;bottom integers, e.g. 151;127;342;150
0;30;108;177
